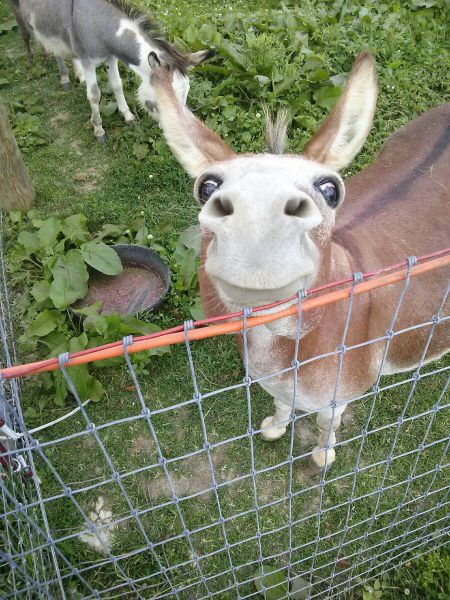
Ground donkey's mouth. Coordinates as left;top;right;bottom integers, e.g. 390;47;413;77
213;275;310;308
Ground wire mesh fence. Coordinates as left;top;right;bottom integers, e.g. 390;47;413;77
1;209;449;598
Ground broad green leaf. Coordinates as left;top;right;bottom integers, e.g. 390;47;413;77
135;224;149;245
0;77;9;87
49;250;89;308
83;314;108;335
308;68;329;82
223;105;237;121
17;231;40;254
219;40;248;71
179;247;197;290
62;214;89;243
0;20;16;33
133;142;149;160
38;217;62;248
119;315;160;335
72;301;102;316
101;100;117;117
53;371;68;406
28;310;59;337
254;566;288;599
8;210;22;223
86;377;104;402
24;407;37;419
80;241;123;275
43;331;68;356
31;280;51;303
97;223;126;241
176;225;202;256
190;298;205;321
291;576;310;599
313;84;342;110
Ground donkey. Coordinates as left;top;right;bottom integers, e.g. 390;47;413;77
150;53;449;469
6;0;33;64
16;0;213;141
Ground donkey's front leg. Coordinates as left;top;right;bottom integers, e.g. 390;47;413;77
312;405;346;469
260;400;291;441
82;62;106;142
72;58;85;84
107;58;135;123
56;57;71;92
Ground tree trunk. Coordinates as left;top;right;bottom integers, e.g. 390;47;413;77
0;98;35;212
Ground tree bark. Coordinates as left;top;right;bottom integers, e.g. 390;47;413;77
0;98;35;211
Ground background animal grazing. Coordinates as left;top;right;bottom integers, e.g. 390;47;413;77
150;53;449;469
17;0;213;142
6;0;33;63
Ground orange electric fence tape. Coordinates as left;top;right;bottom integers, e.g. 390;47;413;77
1;252;449;380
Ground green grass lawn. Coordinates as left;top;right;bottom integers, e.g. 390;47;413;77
0;0;449;598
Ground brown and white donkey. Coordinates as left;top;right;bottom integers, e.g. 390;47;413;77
151;52;449;468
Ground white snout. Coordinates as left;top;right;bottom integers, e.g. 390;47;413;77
197;165;329;308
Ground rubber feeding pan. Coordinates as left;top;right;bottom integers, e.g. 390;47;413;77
77;244;170;315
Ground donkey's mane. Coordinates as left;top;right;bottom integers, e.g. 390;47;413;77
264;107;291;154
106;0;190;74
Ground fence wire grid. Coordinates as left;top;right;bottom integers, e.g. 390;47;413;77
1;212;449;599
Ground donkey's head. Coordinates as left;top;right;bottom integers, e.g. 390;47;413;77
139;49;215;116
152;53;377;308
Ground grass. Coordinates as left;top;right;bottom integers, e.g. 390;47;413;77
0;0;449;598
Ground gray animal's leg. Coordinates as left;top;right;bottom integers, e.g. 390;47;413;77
72;58;85;84
82;63;105;142
107;57;134;123
56;57;71;91
11;6;33;64
312;404;346;469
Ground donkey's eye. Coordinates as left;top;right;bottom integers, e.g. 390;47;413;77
199;178;221;203
318;180;340;208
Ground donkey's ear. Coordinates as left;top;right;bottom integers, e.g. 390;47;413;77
187;49;216;66
303;52;377;171
151;66;235;177
148;51;161;69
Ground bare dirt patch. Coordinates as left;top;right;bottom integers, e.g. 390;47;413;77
50;111;71;127
142;444;238;502
73;166;104;193
130;434;156;459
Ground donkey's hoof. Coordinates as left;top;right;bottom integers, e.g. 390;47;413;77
311;446;336;470
260;416;287;441
124;112;136;123
97;134;107;144
62;82;71;92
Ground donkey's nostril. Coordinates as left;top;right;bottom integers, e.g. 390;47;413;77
284;197;311;218
210;196;234;217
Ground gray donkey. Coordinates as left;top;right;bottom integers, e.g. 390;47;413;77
16;0;213;141
6;0;33;63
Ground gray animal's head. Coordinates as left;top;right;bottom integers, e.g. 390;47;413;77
139;48;215;117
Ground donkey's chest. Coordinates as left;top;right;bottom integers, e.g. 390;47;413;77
246;325;338;412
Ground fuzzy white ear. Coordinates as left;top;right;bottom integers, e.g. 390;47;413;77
151;67;235;177
303;52;378;171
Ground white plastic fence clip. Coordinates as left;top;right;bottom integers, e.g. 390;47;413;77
243;307;253;318
184;320;195;332
122;335;134;348
297;289;308;300
58;352;70;368
353;272;363;284
407;255;417;269
183;320;195;344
